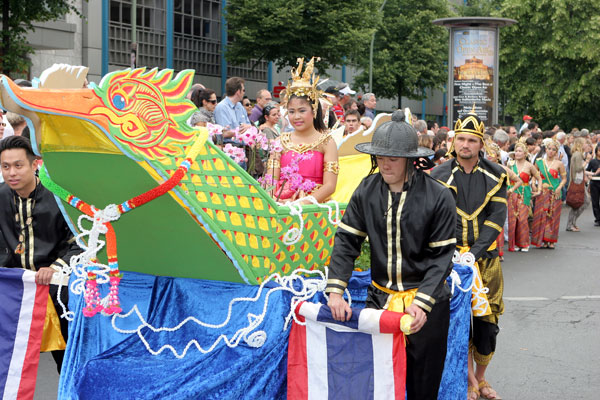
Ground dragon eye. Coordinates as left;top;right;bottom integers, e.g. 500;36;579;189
113;94;126;110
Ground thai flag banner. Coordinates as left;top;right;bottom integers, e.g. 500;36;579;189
288;302;407;400
0;267;49;400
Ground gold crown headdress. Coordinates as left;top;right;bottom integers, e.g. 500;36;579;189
513;141;528;155
446;105;490;158
454;104;485;139
485;140;501;162
284;57;323;114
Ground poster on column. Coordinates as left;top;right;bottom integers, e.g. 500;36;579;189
452;29;495;125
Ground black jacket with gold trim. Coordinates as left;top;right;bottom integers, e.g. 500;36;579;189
325;171;457;312
430;157;507;260
0;181;80;272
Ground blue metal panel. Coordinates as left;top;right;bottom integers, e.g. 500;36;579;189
422;89;427;119
442;83;447;127
220;0;228;96
267;61;273;92
101;0;109;76
166;0;174;68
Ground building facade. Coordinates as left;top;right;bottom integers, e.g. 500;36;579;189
25;0;446;123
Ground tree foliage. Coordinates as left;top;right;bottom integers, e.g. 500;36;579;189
498;0;600;128
454;0;503;17
224;0;381;71
353;0;451;108
0;0;83;76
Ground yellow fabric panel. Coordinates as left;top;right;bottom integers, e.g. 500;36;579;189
40;294;66;352
39;114;121;155
371;282;417;335
330;154;374;203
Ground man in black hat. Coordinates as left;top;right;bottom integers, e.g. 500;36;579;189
326;110;457;399
430;111;507;400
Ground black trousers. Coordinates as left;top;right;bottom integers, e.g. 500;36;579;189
590;183;600;223
48;283;69;374
366;286;450;400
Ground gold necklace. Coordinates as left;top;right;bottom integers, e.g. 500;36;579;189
281;131;331;154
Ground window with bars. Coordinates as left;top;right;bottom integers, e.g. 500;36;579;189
108;0;267;81
109;0;166;68
173;0;222;76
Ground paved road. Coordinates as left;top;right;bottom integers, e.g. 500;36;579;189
491;205;600;399
33;206;599;399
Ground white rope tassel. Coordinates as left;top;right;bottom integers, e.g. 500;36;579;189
449;250;489;296
110;267;357;359
55;204;122;321
278;196;342;245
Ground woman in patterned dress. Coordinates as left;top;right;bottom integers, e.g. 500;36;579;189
507;142;541;252
531;139;567;249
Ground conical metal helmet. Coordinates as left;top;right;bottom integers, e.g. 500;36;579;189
355;110;434;158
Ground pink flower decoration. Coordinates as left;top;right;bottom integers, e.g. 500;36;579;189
206;123;224;138
279;152;316;192
223;144;246;164
270;138;283;153
258;173;275;187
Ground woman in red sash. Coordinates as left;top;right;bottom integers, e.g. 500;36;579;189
507;142;541;252
486;143;522;260
531;139;567;249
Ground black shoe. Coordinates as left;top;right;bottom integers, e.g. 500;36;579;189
595;222;600;226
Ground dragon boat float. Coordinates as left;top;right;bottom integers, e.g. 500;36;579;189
0;65;482;399
0;65;382;285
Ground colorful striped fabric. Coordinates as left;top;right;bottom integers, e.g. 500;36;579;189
0;268;49;400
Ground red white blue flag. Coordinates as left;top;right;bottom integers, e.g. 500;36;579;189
0;268;49;400
288;302;407;400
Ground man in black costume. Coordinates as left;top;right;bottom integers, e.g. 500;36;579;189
327;110;457;399
430;111;507;400
0;135;81;373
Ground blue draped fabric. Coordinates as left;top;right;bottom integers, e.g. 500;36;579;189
438;264;473;400
57;267;471;399
313;269;371;308
59;272;291;399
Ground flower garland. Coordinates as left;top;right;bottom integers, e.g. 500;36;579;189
40;131;208;318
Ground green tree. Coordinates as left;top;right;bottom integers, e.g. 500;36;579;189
224;0;382;71
499;0;600;128
353;0;451;108
1;0;83;76
455;0;503;17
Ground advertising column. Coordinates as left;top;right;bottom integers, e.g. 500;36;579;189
452;29;495;125
433;17;515;127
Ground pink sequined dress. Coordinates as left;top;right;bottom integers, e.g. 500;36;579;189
275;132;331;200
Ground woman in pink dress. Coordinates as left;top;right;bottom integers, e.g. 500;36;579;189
266;58;338;203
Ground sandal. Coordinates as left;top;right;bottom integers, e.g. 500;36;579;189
548;243;555;249
478;380;502;399
468;385;480;400
571;227;580;232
